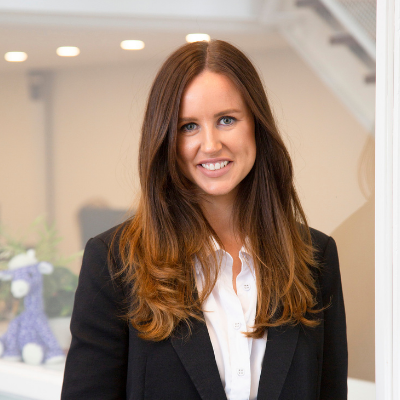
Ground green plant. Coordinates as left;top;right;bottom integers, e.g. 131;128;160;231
0;216;82;320
43;266;79;318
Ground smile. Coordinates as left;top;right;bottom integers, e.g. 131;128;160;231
201;161;230;171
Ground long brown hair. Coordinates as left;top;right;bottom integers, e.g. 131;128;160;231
113;40;319;341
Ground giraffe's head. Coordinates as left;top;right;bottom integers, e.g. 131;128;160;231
0;250;53;298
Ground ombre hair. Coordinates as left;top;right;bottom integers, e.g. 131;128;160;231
113;40;319;341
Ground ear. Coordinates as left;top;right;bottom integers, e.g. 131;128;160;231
27;249;36;258
0;271;13;281
38;262;53;275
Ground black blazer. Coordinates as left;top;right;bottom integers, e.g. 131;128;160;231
61;227;347;400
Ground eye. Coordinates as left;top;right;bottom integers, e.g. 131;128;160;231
219;116;236;126
181;122;198;133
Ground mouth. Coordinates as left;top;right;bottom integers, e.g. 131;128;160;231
199;161;231;171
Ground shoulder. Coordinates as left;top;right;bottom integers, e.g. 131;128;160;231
88;221;130;263
309;227;331;254
309;227;338;265
92;222;125;248
80;222;130;289
308;227;342;304
307;231;347;395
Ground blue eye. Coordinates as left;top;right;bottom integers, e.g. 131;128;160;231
219;116;235;126
181;123;197;132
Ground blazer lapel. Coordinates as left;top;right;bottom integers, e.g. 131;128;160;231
171;317;227;400
257;324;300;400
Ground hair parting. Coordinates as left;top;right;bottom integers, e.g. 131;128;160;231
112;40;320;341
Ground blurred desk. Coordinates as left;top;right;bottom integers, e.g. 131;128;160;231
348;377;375;400
0;317;70;400
0;360;64;400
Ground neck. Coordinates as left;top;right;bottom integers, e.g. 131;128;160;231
201;194;244;294
201;193;240;248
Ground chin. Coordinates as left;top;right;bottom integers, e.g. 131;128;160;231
200;186;236;198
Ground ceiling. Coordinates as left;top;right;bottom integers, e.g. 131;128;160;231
0;1;376;132
0;0;293;73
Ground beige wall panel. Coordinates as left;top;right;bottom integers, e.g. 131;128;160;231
53;62;158;266
251;49;370;234
0;72;45;233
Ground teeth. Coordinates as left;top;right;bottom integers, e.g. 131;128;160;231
201;161;229;170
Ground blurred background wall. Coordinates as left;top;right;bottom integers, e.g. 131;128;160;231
0;0;376;385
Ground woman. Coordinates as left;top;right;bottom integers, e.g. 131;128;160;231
61;40;347;400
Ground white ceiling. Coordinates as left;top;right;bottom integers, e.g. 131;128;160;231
0;0;293;73
0;0;261;19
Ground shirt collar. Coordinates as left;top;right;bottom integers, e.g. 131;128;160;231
195;237;253;276
209;236;251;256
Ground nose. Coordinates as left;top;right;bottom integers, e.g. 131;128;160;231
201;125;222;154
11;279;30;298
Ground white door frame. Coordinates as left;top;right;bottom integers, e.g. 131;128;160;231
375;0;400;398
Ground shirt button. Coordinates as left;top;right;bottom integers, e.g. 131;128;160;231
233;322;241;330
244;283;251;291
237;368;245;376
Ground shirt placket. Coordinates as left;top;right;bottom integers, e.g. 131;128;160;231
222;252;252;400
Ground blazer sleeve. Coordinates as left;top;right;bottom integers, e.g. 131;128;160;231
318;236;348;399
61;237;129;400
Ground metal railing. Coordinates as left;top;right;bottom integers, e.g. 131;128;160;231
296;0;376;82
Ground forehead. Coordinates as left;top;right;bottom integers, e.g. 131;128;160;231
179;71;246;116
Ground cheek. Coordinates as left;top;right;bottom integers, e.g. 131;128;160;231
176;139;196;181
246;122;256;162
176;138;187;166
176;137;198;166
236;127;256;163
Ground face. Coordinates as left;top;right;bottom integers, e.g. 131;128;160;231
176;71;256;204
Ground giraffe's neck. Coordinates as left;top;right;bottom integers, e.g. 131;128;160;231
24;282;44;313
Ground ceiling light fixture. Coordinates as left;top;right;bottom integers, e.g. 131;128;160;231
120;40;145;50
185;34;211;43
5;52;28;62
56;46;80;57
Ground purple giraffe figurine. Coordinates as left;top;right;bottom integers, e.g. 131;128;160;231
0;249;65;365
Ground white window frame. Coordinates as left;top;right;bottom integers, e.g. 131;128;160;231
375;0;400;398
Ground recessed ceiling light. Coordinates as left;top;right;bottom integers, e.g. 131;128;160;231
5;52;27;62
120;40;145;50
185;34;211;43
56;46;80;57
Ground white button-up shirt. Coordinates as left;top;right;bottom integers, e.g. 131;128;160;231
195;241;268;400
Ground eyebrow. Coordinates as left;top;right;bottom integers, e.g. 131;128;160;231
178;108;241;122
